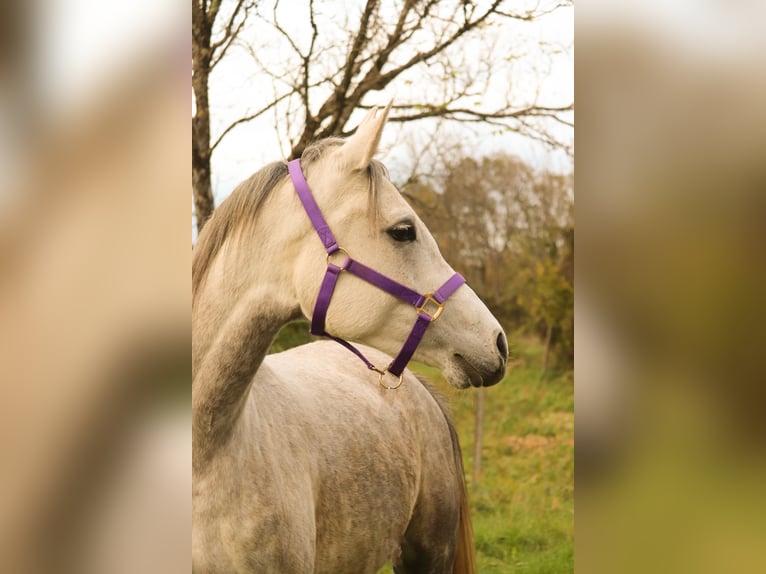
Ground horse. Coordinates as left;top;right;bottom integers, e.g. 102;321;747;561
192;103;508;573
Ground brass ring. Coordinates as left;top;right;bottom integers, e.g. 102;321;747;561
377;369;404;390
326;247;350;268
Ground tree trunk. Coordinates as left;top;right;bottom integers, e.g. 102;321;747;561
192;2;215;235
473;387;486;484
192;64;214;235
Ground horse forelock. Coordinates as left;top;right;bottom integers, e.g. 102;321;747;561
192;137;389;302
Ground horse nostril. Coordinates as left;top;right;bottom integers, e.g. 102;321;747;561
496;332;508;360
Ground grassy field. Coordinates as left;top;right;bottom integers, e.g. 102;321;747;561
272;325;574;573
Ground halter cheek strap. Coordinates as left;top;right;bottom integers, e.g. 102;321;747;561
287;159;465;389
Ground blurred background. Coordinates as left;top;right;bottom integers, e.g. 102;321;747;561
577;1;766;572
0;1;189;573
2;0;763;572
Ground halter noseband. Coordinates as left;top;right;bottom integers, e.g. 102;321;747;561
288;159;465;390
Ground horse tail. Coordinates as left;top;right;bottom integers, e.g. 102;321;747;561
448;417;478;574
416;376;478;574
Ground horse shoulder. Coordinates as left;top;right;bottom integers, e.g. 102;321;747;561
193;363;317;573
264;342;451;573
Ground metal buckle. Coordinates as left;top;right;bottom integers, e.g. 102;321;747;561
416;293;444;321
373;367;404;390
326;247;350;269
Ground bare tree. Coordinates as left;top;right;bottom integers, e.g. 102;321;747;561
192;0;256;233
255;0;573;158
192;0;573;232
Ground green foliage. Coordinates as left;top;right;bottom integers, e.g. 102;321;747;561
268;320;312;353
514;238;574;371
403;153;574;369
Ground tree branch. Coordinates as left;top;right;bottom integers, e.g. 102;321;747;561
383;102;574;123
272;0;306;59
211;88;297;152
209;0;245;53
335;0;378;106
346;0;504;107
210;10;248;68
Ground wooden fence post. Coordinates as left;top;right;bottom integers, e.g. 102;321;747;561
473;387;486;484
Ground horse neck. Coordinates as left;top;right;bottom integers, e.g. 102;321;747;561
192;232;301;467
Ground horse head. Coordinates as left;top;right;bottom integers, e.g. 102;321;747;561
291;104;507;388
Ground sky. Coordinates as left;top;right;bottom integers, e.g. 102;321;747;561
206;1;574;205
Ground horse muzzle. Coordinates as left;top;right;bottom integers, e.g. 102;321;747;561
451;352;506;388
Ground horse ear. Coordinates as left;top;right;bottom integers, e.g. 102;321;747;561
339;101;392;171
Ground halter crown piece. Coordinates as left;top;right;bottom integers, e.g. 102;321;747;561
288;159;465;390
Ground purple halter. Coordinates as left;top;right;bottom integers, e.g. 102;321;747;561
288;159;465;389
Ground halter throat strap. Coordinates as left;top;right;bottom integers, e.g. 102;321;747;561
287;159;465;386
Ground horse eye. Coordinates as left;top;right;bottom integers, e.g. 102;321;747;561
386;222;417;242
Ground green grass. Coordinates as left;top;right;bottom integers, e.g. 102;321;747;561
411;337;573;573
271;324;574;573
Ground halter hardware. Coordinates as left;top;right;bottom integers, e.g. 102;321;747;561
416;294;444;321
326;247;350;268
371;367;405;391
287;158;465;389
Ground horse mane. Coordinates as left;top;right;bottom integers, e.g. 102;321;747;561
192;137;389;302
192;161;286;301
